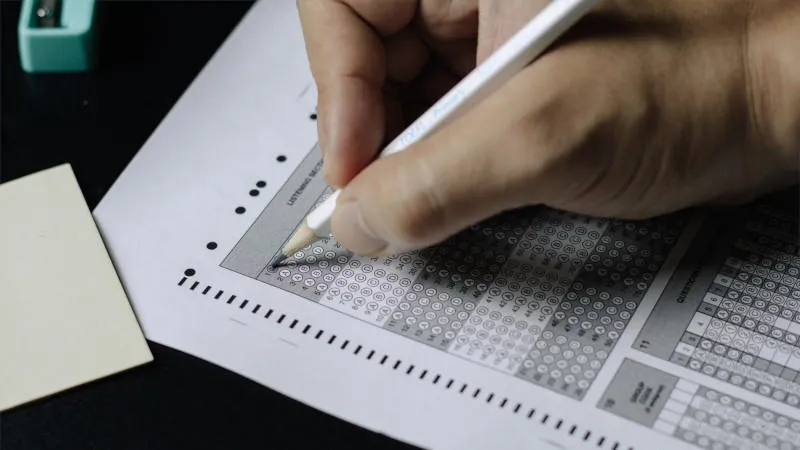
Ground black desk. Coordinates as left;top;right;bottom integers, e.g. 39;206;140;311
1;2;414;449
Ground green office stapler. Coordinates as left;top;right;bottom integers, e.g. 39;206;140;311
18;0;98;73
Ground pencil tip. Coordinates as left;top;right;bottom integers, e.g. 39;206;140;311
269;253;288;268
269;222;320;269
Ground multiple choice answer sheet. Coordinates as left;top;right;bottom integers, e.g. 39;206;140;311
93;1;800;449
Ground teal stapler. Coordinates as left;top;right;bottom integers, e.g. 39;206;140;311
18;0;98;73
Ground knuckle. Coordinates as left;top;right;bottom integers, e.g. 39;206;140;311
419;0;478;40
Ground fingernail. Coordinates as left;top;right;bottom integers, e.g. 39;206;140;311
335;201;387;256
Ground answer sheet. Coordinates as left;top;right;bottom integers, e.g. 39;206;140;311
93;1;800;449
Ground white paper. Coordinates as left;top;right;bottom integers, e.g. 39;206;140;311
93;1;800;449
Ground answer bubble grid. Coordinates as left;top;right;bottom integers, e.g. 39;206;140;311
447;210;607;375
516;214;686;398
600;359;800;450
322;251;429;327
241;165;689;400
251;204;687;398
383;210;532;350
668;385;800;449
676;385;800;450
665;200;800;408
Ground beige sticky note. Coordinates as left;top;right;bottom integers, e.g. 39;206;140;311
0;164;153;411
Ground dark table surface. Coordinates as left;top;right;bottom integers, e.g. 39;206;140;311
1;2;415;449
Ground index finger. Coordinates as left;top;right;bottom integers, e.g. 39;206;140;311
296;0;417;187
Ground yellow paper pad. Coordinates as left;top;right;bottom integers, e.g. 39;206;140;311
0;164;152;411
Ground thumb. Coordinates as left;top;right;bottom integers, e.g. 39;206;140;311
330;76;546;256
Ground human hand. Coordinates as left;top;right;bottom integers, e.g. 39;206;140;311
297;0;800;257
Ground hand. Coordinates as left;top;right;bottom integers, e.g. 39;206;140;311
297;0;800;257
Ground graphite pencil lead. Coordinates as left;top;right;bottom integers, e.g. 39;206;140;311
269;253;289;268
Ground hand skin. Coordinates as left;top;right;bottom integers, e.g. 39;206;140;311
297;0;800;257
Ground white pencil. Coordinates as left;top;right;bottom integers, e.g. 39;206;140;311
270;0;598;267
